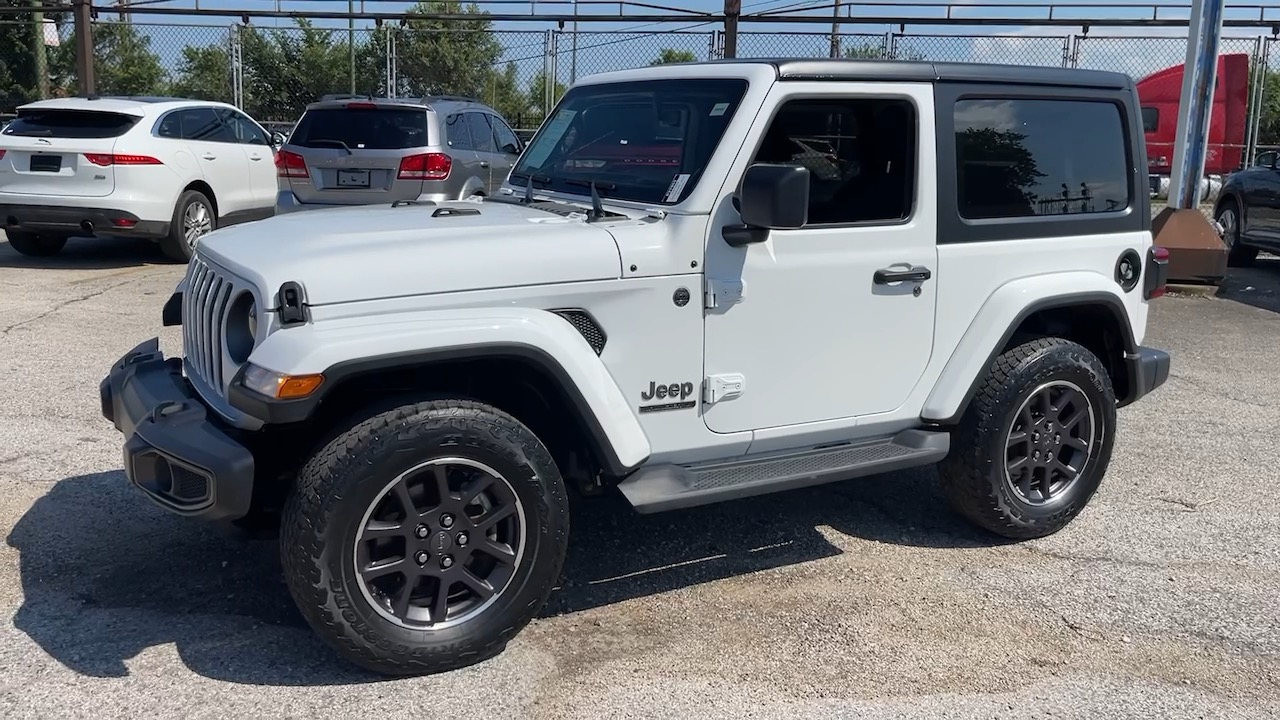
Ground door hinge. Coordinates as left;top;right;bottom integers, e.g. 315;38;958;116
704;278;744;309
704;373;746;404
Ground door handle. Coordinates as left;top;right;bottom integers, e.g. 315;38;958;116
202;154;216;160
873;265;933;284
249;154;262;161
479;161;490;168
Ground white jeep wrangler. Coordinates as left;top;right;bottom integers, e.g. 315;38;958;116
100;58;1171;676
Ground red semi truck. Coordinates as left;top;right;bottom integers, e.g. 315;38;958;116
1137;52;1250;201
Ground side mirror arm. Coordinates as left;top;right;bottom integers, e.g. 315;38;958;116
722;224;769;247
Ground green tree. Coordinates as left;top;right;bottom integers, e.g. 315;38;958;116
651;48;697;65
0;2;65;108
49;20;166;97
842;41;925;61
394;1;503;98
169;44;233;102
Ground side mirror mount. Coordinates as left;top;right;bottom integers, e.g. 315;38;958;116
723;163;809;247
270;131;286;149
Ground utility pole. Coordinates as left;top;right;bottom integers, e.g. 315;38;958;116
31;0;49;99
570;0;578;84
1169;0;1226;208
73;0;95;96
829;0;842;58
723;0;740;59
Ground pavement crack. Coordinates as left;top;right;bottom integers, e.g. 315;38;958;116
2;278;140;336
1167;372;1270;409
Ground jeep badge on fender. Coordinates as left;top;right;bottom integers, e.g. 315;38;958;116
640;380;696;413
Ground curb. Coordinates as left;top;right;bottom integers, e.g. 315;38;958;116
1165;283;1219;298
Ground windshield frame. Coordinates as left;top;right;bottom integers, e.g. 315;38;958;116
509;78;750;207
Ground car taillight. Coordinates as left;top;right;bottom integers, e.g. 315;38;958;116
398;152;451;180
84;153;162;166
346;102;377;109
276;150;308;179
1145;245;1170;300
0;150;6;160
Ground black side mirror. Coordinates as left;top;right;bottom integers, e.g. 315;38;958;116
270;131;286;148
501;142;520;155
723;163;810;247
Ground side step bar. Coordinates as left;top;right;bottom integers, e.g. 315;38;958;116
618;429;949;514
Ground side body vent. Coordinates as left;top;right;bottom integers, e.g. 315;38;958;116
551;309;607;355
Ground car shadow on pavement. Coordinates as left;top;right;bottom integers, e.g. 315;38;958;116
1215;255;1280;314
0;236;172;270
7;466;999;686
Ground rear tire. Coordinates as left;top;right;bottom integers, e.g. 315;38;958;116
938;337;1117;540
280;398;569;676
5;230;66;257
159;190;215;263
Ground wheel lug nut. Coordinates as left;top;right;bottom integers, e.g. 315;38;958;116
440;514;454;529
415;525;429;539
440;555;454;569
456;532;469;547
1055;434;1061;444
414;550;429;566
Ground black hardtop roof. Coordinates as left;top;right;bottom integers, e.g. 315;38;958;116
716;58;1132;90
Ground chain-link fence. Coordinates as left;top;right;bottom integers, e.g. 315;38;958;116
5;13;1280;214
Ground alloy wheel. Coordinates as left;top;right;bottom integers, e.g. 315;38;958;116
353;457;526;630
1003;380;1097;505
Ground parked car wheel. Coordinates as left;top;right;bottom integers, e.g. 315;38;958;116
4;230;67;257
159;190;215;263
938;337;1117;540
1216;199;1259;268
280;398;570;676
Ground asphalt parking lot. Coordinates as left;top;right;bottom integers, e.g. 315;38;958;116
0;237;1277;720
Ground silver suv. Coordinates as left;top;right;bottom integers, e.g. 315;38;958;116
274;95;523;212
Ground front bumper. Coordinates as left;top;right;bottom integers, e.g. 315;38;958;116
1121;346;1171;407
99;338;255;520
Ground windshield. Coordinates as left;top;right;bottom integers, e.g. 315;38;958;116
510;78;749;205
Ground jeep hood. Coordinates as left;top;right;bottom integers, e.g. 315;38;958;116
195;200;624;307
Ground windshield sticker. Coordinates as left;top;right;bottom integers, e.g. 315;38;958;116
710;102;730;117
664;173;691;202
522;109;577;169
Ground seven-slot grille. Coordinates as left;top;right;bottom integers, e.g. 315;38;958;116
182;256;236;395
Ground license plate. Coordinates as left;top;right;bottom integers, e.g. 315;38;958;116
336;169;370;188
30;154;61;173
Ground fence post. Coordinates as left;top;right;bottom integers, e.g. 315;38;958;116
72;0;94;95
708;30;720;60
1060;36;1070;68
1245;35;1267;163
230;24;244;108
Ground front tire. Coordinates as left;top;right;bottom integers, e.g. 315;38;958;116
938;337;1117;540
5;230;67;257
1216;199;1258;268
281;398;569;676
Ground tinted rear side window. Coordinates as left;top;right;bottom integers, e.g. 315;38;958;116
290;108;428;150
3;110;139;139
955;98;1130;219
1141;107;1158;133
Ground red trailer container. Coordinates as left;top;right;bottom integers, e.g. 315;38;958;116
1137;53;1250;199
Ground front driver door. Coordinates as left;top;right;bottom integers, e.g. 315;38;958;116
702;83;938;435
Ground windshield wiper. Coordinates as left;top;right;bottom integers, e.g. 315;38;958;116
509;171;552;204
565;178;617;222
307;138;353;154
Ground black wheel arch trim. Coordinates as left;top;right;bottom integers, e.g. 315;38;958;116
226;342;645;478
928;291;1140;426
